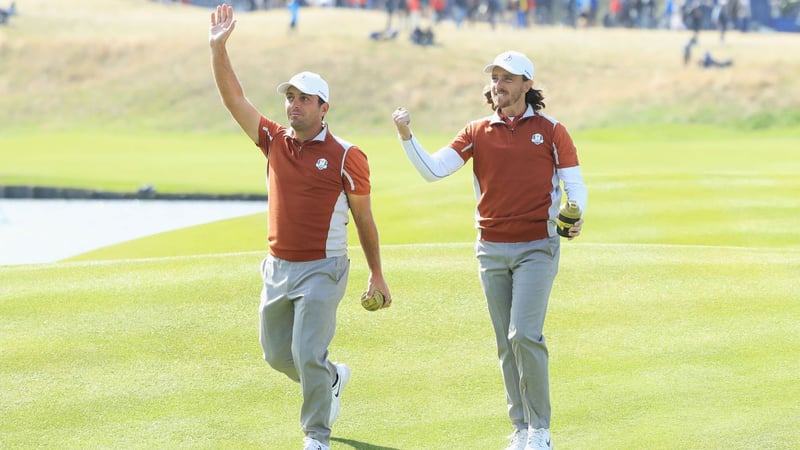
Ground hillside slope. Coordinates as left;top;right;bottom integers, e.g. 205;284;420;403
1;0;799;135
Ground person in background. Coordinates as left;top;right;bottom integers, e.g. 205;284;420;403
683;0;705;41
391;50;587;450
699;49;733;67
288;0;300;31
209;5;392;450
0;1;16;25
712;0;729;41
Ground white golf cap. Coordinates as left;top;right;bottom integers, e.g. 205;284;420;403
276;71;330;103
483;50;534;80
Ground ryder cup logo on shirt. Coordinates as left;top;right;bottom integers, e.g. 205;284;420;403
531;133;544;145
315;158;329;170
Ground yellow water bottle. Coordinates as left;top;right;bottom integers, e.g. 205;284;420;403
556;200;581;237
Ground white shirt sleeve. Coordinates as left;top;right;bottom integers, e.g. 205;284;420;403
400;135;465;182
557;165;588;213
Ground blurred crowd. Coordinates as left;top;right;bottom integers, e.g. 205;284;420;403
154;0;799;33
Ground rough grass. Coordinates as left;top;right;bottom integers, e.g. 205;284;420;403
1;0;799;136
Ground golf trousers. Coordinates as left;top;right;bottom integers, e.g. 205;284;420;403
475;237;560;430
259;254;350;445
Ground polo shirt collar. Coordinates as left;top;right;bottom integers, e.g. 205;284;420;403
311;123;328;141
289;123;328;142
490;104;535;125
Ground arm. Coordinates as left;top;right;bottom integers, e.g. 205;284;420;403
557;166;588;240
392;107;464;182
209;4;262;144
558;166;587;213
348;193;392;308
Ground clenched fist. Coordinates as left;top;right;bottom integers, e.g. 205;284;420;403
392;107;412;140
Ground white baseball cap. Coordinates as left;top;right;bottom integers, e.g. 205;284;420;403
277;71;330;103
483;51;534;80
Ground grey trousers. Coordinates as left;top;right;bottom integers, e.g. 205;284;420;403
475;237;560;430
259;254;350;445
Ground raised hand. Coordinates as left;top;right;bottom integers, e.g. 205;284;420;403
209;3;236;48
392;107;412;140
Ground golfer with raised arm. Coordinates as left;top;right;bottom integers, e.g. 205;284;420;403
392;50;586;450
209;5;392;450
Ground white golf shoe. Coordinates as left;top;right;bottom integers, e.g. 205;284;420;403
525;427;553;450
506;427;528;450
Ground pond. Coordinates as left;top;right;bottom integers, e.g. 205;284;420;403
0;199;266;266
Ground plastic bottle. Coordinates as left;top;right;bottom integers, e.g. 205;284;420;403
556;200;581;238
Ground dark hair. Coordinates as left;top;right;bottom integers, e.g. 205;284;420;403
318;97;326;121
483;82;546;112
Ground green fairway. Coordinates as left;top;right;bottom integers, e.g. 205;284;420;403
2;1;800;449
2;244;799;449
58;124;800;264
0;132;266;195
2;122;800;448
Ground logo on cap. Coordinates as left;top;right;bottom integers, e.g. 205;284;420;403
277;71;330;103
484;50;534;80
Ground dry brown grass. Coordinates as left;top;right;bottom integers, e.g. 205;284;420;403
1;0;798;134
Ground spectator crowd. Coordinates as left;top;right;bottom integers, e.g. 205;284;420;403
153;0;797;36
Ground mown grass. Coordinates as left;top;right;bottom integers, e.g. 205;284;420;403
3;123;799;448
2;244;799;449
0;132;266;194
2;1;800;449
48;124;800;264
